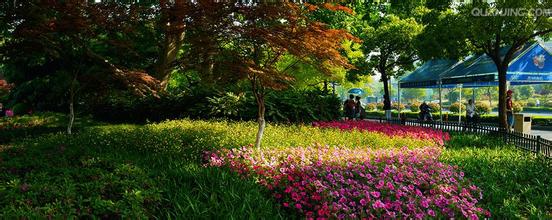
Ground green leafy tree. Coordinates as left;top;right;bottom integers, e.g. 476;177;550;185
362;15;422;111
420;1;552;128
518;85;535;99
401;88;426;102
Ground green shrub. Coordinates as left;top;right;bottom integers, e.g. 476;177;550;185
88;89;340;124
427;103;440;113
475;102;492;115
391;102;406;110
12;103;31;115
376;102;384;110
409;102;420;112
513;101;523;113
365;103;376;111
526;98;536;107
449;102;465;113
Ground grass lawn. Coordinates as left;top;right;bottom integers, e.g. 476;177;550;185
0;115;550;218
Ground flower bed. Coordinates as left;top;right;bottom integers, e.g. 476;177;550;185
206;145;489;219
313;121;449;146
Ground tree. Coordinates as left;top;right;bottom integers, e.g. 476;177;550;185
187;3;355;148
420;1;552;128
401;88;426;102
1;1;162;133
518;85;535;99
361;15;423;114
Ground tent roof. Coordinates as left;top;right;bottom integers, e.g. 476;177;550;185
398;59;458;88
399;41;552;88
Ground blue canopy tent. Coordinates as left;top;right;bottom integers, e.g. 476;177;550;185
398;40;552;121
347;88;365;95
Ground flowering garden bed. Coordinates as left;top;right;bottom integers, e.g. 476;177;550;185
206;145;489;219
206;121;489;219
313;121;449;146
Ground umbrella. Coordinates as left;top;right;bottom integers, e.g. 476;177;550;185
347;88;365;95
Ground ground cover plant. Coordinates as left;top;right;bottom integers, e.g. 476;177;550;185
0;119;550;219
0;119;437;218
441;134;552;219
0;112;100;144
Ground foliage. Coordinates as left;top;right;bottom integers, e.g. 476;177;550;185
442;134;552;219
391;102;406;111
207;92;248;119
401;89;427;101
0;117;550;218
512;102;523;113
475;102;492;115
376;102;385;110
201;89;341;123
410;101;421;112
427;103;440;113
360;14;423;110
419;0;552;128
365;103;377;111
0;118;440;218
449;102;464;113
0;112;99;144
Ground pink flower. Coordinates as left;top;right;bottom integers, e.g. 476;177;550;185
360;198;368;206
372;200;385;209
428;209;436;217
5;109;13;117
370;191;380;198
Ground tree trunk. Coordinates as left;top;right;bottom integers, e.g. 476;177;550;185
67;73;78;135
497;65;509;129
323;80;328;93
381;71;391;111
156;1;186;89
254;92;266;149
67;89;75;135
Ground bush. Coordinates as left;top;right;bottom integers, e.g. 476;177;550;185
513;101;523;113
409;102;420;112
449;102;465;113
475;102;492;115
427;103;440;113
526;98;536;107
11;103;31;115
365;103;376;111
391;102;406;110
376;102;384;110
88;89;340;124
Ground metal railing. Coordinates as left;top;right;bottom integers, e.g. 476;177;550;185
372;117;551;158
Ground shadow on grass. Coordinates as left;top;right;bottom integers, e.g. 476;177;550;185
0;125;291;219
442;134;552;219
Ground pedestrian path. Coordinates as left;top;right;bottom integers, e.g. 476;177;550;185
530;129;552;140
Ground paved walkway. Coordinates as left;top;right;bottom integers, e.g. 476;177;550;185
530;129;552;140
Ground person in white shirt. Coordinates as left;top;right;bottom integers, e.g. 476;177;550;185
466;99;476;130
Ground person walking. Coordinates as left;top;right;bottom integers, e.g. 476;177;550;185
506;90;514;131
343;94;356;120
